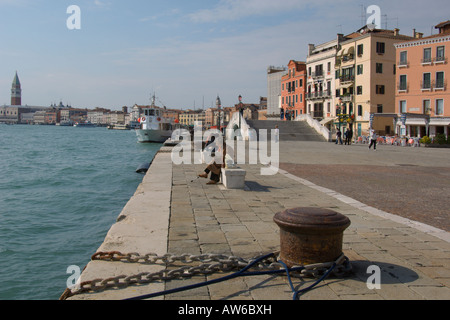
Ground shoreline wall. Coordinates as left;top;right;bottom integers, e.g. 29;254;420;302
65;147;173;300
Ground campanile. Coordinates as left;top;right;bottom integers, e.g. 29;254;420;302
11;71;22;106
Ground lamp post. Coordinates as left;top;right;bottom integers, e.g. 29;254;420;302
238;95;243;129
336;98;343;132
215;95;221;133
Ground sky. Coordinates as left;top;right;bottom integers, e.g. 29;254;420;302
0;0;448;110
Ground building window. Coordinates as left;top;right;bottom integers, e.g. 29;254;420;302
399;51;408;66
436;99;444;115
422;73;431;90
327;102;331;113
399;100;407;113
358;105;363;116
357;64;363;75
399;75;407;91
376;42;385;54
377;104;383;113
327;62;331;72
376;85;385;94
299;79;303;87
423;99;431;114
357;86;363;95
423;48;432;64
436;46;445;63
376;63;383;74
436;71;445;89
357;44;363;56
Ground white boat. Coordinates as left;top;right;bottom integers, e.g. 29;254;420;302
74;121;96;128
136;95;173;143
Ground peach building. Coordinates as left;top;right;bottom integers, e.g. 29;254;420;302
394;21;450;138
335;25;413;137
280;60;306;120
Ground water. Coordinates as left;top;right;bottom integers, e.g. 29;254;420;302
0;124;161;300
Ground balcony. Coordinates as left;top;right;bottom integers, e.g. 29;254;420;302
397;82;409;93
398;60;409;68
312;111;324;119
311;71;324;79
306;90;332;100
341;94;353;103
421;57;433;65
435;56;447;64
339;75;354;84
434;79;447;91
420;80;432;91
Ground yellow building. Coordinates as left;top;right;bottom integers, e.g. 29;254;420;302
179;110;206;127
335;26;413;137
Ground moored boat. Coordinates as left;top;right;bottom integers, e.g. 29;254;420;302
136;94;173;143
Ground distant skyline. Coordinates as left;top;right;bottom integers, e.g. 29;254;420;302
0;0;448;110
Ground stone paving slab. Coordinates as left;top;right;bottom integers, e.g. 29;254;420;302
67;141;450;300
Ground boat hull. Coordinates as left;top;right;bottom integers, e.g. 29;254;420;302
136;129;172;143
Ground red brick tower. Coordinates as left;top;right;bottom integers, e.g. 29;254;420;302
11;71;22;106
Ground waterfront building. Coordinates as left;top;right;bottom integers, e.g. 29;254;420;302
335;25;413;137
179;109;206;127
280;60;306;120
267;66;287;118
306;35;345;130
394;20;450;138
11;72;22;106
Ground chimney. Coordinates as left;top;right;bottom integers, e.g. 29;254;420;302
413;28;416;38
394;28;399;36
416;32;423;39
308;44;315;56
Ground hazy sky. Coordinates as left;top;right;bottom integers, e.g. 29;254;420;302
0;0;448;110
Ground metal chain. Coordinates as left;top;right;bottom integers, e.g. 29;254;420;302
61;251;351;300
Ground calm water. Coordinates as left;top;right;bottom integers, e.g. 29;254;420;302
0;124;161;300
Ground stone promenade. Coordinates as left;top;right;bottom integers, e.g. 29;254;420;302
67;141;450;300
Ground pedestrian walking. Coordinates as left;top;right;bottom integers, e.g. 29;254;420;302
347;128;353;145
274;125;279;143
335;128;343;145
369;128;377;150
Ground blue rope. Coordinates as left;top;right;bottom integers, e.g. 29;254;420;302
279;260;337;300
125;253;340;301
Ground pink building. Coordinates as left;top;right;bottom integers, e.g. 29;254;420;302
394;21;450;138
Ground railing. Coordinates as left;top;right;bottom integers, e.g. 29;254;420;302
306;91;332;100
340;75;354;83
420;80;431;90
398;60;409;68
311;71;324;78
398;82;408;92
421;57;432;65
434;79;447;90
296;114;332;141
434;56;447;64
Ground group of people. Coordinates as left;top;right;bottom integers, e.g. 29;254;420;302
335;128;353;145
335;127;378;150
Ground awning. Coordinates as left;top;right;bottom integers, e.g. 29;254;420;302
320;118;335;125
338;82;354;89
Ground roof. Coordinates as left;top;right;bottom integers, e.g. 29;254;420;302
435;20;450;29
12;72;20;86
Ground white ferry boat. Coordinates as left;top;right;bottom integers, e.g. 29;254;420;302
74;121;96;128
136;95;173;143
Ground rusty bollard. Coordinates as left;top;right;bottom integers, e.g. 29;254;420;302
273;207;350;267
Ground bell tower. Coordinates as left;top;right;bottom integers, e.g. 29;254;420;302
11;71;22;106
